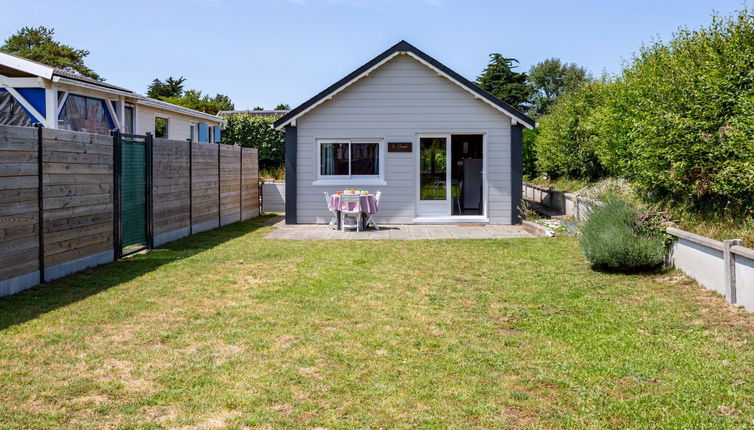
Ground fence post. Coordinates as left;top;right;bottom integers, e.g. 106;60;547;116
217;142;221;227
112;130;122;260
187;138;193;235
724;239;744;304
145;132;154;250
239;146;243;221
36;124;45;283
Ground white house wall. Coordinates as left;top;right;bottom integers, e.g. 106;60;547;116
136;105;222;141
295;54;513;224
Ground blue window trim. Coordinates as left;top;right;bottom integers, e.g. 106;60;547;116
197;122;209;143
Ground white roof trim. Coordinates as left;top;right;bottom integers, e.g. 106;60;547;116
136;98;225;123
404;52;534;130
54;76;135;97
0;51;54;79
274;51;402;130
274;50;533;130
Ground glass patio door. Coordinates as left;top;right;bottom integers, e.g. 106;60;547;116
417;136;450;217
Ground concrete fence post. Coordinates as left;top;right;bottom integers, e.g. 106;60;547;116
724;239;744;304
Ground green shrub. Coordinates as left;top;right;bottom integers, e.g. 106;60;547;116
579;198;666;271
533;81;606;181
533;8;754;212
221;114;285;170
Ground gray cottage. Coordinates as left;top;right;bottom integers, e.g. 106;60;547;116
274;41;535;225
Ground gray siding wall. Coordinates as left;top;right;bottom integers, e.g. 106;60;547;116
295;54;513;224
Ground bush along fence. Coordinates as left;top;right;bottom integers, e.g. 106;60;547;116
0;124;259;297
522;182;754;312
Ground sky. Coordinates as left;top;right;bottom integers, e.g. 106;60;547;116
1;0;746;110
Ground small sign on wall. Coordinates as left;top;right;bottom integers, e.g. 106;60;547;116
388;142;412;152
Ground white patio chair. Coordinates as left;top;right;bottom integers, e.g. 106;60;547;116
340;193;362;232
365;191;381;230
324;192;338;231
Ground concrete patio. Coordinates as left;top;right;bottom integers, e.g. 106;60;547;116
264;217;533;240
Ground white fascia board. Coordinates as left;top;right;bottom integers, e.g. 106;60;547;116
0;51;54;79
273;51;402;130
0;75;45;88
136;98;226;124
54;76;134;97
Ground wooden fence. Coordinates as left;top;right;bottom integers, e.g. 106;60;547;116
0;125;259;297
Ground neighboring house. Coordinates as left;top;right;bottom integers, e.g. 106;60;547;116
274;40;535;225
218;109;289;118
0;50;224;141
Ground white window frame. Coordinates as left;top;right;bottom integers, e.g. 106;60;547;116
313;138;386;185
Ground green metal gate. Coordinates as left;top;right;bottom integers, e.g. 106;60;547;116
114;131;153;258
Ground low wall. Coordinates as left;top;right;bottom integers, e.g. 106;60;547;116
523;182;754;312
522;182;599;220
262;181;285;213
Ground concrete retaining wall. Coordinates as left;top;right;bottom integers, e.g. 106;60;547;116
262;181;285;213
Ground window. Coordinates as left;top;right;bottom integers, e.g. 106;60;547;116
189;123;195;141
155;116;168;138
124;106;134;134
0;90;32;127
58;94;114;135
319;139;380;178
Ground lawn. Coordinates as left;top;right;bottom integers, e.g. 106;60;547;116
1;216;754;429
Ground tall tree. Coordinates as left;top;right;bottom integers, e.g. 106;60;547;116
476;54;531;112
146;76;186;99
527;58;590;117
1;26;101;80
274;103;291;110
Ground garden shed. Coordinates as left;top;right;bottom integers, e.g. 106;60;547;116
274;40;535;225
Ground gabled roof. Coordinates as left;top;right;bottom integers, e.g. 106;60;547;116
273;40;535;130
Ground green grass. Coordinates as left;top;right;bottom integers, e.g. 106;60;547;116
1;216;754;429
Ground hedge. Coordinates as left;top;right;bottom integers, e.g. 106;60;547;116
534;8;754;211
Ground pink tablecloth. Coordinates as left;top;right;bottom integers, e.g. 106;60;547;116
329;194;379;214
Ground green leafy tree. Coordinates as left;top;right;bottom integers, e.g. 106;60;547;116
147;76;233;115
221;114;284;169
253;106;264;111
527;58;590;117
274;104;291;110
146;76;186;99
161;90;233;115
476;54;531;111
1;26;101;80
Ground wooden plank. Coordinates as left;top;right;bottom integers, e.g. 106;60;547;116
0;176;38;191
45;240;112;268
45;229;112;256
43;163;112;175
0;151;36;163
0;249;38;281
43;151;113;165
43;140;113;155
0;200;37;217
0;211;37;229
0;222;37;242
44;203;112;221
43;193;111;210
0;188;37;204
0;234;39;256
44;184;112;198
45;212;111;234
44;173;112;185
45;221;111;244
